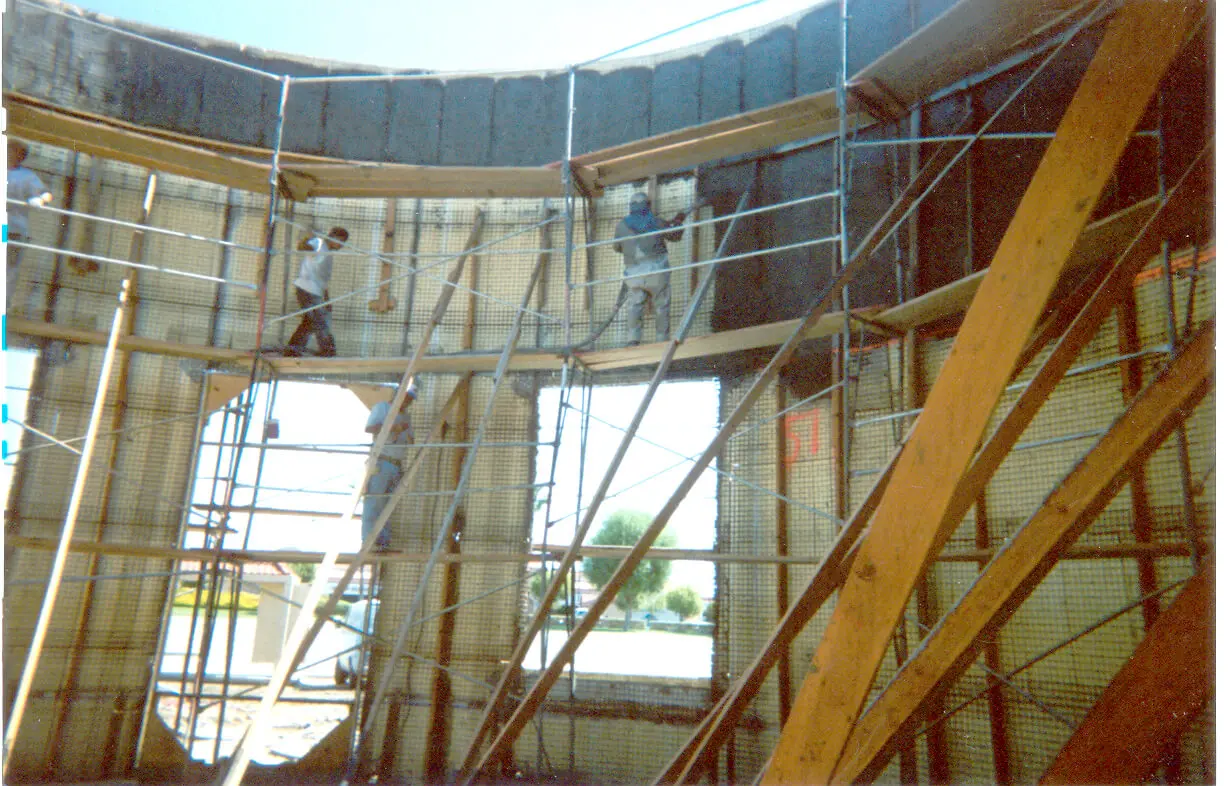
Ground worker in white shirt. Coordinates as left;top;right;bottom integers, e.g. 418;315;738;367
362;385;416;551
7;140;53;313
285;226;348;357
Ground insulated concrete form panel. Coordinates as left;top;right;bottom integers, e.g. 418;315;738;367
323;81;393;161
795;4;840;94
743;27;796;112
592;67;654;154
649;56;703;136
196;58;272;148
846;0;914;77
122;40;204;135
491;75;565;166
439;78;495;166
565;69;603;159
280;79;329;156
700;40;744;122
4;5;129;117
386;79;444;165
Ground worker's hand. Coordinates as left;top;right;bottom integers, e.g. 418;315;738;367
27;193;51;208
672;211;686;225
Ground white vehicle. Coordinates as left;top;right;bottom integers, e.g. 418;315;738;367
335;599;379;687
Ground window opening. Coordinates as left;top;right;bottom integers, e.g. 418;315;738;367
528;378;718;680
1;348;39;507
156;379;378;764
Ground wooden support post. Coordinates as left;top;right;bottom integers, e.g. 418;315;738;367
830;339;847;520
774;381;792;727
1115;297;1162;629
44;173;157;777
762;5;1201;781
1039;561;1213;785
689;168;701;297
425;215;482;781
975;489;1011;785
368;199;399;312
3;278;132;775
832;319;1214;783
379;695;402;782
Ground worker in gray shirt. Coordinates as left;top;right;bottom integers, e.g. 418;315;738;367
285;226;347;357
613;192;684;345
362;385;416;551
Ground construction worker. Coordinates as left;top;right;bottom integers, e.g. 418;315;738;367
7;139;53;314
613;192;684;345
362;385;416;551
285;226;348;357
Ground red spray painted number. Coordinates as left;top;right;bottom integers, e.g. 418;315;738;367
783;408;821;469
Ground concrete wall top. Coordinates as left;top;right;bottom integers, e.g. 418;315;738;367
4;0;957;169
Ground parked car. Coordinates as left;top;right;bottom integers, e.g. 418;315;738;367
335;599;379;687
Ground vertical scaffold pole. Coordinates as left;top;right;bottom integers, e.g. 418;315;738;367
562;67;578;350
3;279;132;775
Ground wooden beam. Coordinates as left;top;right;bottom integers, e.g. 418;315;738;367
773;382;793;728
1038;561;1214;785
425;208;483;782
3;280;132;774
3;93;567;200
762;5;1202;782
561;91;872;189
204;373;253;414
43;173;157;777
5;97;271;193
367;199;399;313
1115;296;1163;629
975;489;1011;785
833;319;1214;783
341;382;396;411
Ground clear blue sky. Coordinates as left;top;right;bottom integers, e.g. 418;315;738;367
69;0;822;72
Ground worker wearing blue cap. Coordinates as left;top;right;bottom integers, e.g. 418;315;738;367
613;192;684;345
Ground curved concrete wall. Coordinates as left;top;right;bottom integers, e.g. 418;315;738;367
6;0;958;167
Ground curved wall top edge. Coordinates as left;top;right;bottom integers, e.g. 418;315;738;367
5;0;955;169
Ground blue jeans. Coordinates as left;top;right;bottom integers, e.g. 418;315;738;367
362;459;400;549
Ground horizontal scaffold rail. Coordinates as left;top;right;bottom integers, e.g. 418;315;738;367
4;195;1160;375
8;535;1207;567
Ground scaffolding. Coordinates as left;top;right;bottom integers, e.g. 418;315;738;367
1;0;1214;783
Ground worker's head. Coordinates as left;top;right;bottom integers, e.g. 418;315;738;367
400;382;418;408
629;192;651;216
8;139;28;168
326;226;349;250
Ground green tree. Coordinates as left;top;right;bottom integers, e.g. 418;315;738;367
664;586;702;620
290;563;316;584
527;569;576;614
582;510;675;630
